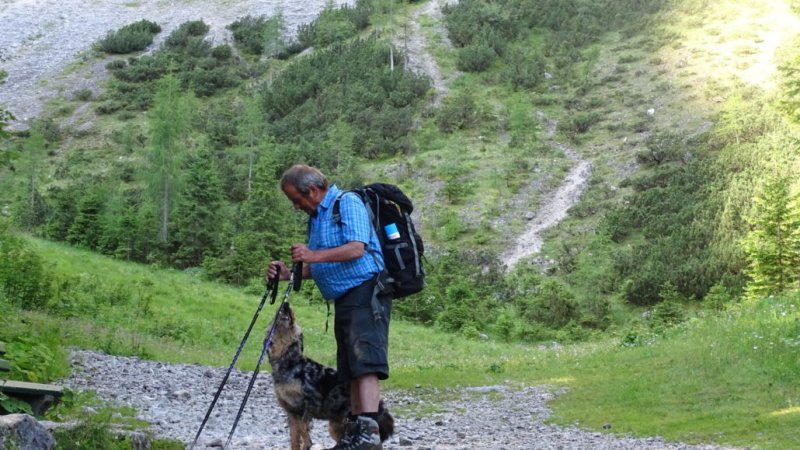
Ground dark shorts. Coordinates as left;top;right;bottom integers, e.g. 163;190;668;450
334;277;392;382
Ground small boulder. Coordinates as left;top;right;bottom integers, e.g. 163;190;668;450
0;414;56;450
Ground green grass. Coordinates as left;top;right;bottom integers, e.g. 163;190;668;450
4;239;800;449
547;296;800;449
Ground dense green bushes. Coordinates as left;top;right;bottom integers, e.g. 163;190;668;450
99;20;240;113
602;159;730;304
394;247;609;341
504;48;547;90
0;221;50;309
227;14;289;57
456;43;496;72
297;0;372;49
98;20;161;54
442;0;666;77
436;93;478;132
262;37;430;158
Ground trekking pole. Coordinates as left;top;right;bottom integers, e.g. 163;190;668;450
223;262;303;449
189;272;280;450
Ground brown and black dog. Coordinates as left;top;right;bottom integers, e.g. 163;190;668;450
267;303;394;450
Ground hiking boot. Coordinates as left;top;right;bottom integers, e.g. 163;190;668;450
325;416;382;450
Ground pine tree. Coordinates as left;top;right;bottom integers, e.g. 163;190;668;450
173;143;224;268
14;130;48;230
98;187;143;260
67;190;104;250
144;74;195;243
0;108;15;168
263;12;288;58
44;185;79;241
203;152;296;285
0;71;15;168
742;176;800;299
779;54;800;123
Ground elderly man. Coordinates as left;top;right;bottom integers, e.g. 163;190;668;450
268;164;390;450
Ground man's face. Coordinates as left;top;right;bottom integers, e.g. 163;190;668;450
283;184;320;216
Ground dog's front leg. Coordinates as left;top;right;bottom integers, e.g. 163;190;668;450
288;414;312;450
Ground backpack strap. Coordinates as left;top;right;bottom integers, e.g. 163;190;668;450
332;191;385;272
332;190;393;318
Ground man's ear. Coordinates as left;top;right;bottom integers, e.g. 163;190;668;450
308;184;324;201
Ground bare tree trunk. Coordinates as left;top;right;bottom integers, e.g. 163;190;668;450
247;151;254;195
160;177;170;242
390;0;394;71
29;176;36;211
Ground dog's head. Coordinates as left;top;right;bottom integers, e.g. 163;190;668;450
268;302;304;359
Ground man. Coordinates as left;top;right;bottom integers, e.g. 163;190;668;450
268;164;391;450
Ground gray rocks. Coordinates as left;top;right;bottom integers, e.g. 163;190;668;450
0;414;56;450
0;0;350;130
60;349;740;450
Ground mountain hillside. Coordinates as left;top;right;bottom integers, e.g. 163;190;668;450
2;1;800;448
2;0;800;353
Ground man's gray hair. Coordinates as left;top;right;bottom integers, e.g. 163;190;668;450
280;164;328;195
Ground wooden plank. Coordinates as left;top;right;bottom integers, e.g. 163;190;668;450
0;358;10;372
0;380;63;396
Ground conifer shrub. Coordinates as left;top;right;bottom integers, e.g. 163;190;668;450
228;15;270;55
105;59;127;71
164;20;209;49
343;0;373;30
436;93;477;132
110;55;168;83
262;38;428;159
211;44;232;61
646;282;687;332
296;0;370;49
98;19;161;54
520;279;579;328
456;43;496;72
73;88;93;102
561;111;600;138
504;48;546;90
183;65;237;97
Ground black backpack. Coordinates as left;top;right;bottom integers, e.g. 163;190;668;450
333;183;425;299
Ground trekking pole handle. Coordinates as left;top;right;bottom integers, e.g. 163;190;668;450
291;262;303;292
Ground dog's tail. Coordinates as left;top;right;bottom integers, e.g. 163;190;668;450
377;400;395;442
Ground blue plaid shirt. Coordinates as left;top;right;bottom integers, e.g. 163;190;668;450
308;185;384;300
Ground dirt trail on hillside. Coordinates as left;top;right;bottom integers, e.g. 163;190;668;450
502;113;591;271
391;0;590;267
393;0;453;106
0;0;347;130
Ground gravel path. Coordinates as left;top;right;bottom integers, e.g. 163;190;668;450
0;0;348;130
501;112;592;272
393;0;454;107
62;349;738;450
